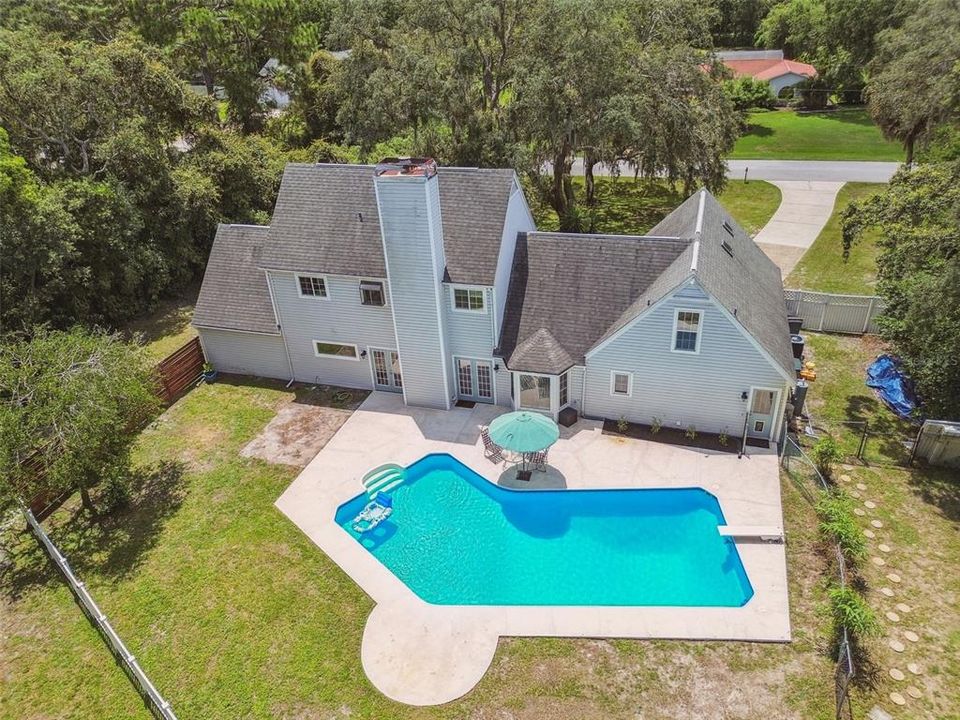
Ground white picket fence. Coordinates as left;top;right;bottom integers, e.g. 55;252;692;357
784;289;885;335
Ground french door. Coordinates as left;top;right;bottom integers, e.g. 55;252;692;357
370;349;403;393
455;357;494;403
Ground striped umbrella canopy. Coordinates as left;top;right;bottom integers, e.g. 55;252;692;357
488;411;560;454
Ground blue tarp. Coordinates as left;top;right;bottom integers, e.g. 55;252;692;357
866;354;920;420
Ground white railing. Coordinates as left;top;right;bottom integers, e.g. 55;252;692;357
21;505;178;720
784;289;885;335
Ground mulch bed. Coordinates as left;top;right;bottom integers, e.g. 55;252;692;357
601;419;740;454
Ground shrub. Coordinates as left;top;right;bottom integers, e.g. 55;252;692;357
718;431;729;446
617;415;629;433
723;76;775;111
816;490;868;565
828;584;880;639
685;425;697;440
810;436;843;479
650;416;663;434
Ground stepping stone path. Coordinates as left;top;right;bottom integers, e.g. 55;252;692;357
872;556;886;566
890;692;906;706
864;500;877;509
839;474;851;483
864;529;876;539
889;639;906;652
886;573;901;583
880;587;895;597
903;630;919;642
907;663;922;675
889;668;905;681
896;603;911;613
855;508;867;516
851;490;862;498
886;611;901;622
907;686;923;699
879;543;892;553
872;519;884;528
856;482;867;491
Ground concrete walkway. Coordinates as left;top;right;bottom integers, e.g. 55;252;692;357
753;180;845;277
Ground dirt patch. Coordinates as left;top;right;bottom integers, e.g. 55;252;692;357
602;419;739;454
240;385;368;467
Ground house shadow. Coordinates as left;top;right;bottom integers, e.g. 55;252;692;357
1;460;187;602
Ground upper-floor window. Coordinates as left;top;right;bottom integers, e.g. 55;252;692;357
672;309;702;353
359;280;385;306
297;274;327;299
453;287;485;312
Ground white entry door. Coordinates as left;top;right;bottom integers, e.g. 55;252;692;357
747;387;779;440
370;349;403;393
455;357;494;403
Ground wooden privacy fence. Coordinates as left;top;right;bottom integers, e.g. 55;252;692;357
784;289;885;335
155;337;205;404
911;420;960;468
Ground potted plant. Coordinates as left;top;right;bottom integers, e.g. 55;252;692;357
202;362;218;383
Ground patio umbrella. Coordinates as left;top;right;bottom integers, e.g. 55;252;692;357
488;411;560;477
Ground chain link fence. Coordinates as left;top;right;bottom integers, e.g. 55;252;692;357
781;434;856;720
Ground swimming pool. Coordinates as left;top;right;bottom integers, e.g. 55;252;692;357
335;454;753;607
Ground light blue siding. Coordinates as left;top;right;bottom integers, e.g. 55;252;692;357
198;328;290;380
494;362;513;407
493;180;537;333
375;175;453;409
443;285;495;358
583;279;789;436
268;271;395;389
566;366;585;412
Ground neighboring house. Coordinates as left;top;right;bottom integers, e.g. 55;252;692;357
716;49;817;97
193;158;795;443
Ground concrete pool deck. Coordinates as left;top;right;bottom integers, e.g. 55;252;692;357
275;393;791;706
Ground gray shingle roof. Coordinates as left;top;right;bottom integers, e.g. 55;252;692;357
497;232;691;373
193;224;279;335
259;164;516;284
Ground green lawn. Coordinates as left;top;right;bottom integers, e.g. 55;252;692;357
731;108;904;161
797;333;960;719
534;177;781;236
785;183;886;295
122;292;198;363
3;375;851;720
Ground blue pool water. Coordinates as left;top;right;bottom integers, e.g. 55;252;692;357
335;454;753;607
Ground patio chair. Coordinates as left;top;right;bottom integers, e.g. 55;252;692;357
480;426;505;463
531;449;548;472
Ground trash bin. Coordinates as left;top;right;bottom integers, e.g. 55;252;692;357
793;380;809;416
788;316;803;334
791;334;805;360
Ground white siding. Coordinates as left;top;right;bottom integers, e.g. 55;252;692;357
567;366;585;412
443;285;495;358
198;328;290;380
495;361;513;407
268;271;396;389
375;175;453;409
583;280;789;436
492;179;537;334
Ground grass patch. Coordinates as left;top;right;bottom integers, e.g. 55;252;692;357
121;291;198;363
785;183;886;295
731;108;903;161
533;176;781;236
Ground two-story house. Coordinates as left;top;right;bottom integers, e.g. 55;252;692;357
193;158;794;443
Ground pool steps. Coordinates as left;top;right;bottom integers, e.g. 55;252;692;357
362;463;406;499
718;525;784;543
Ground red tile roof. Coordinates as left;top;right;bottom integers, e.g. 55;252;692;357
721;58;817;81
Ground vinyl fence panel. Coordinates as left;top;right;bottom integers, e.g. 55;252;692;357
784;289;884;335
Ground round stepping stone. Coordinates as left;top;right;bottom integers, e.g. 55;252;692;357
856;482;867;491
886;573;901;583
889;639;905;652
864;529;876;539
839;473;852;482
907;662;922;675
854;508;866;516
907;686;922;699
851;490;862;498
864;500;877;509
890;668;905;681
872;556;886;566
890;692;906;706
880;587;895;597
903;630;919;642
895;603;911;613
879;543;892;553
872;519;884;528
886;611;900;622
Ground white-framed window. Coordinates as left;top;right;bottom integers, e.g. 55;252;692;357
518;373;551;410
672;309;702;353
452;287;485;312
313;340;359;360
359;280;385;306
610;370;633;397
559;371;569;407
297;274;328;299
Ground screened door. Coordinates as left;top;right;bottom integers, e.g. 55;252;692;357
455;358;493;403
371;349;403;392
747;387;778;439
